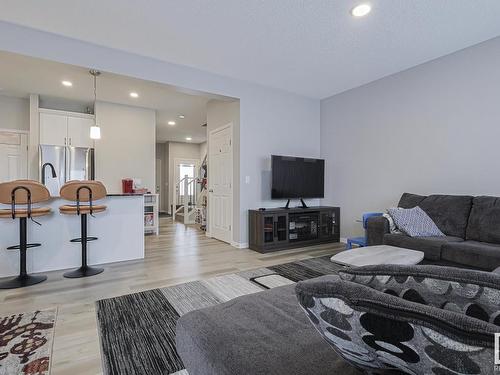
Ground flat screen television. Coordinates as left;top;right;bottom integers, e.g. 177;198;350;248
271;155;325;200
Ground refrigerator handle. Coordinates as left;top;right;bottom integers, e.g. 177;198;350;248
38;145;43;183
65;147;70;183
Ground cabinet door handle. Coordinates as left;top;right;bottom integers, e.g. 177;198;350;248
69;138;72;146
64;137;67;145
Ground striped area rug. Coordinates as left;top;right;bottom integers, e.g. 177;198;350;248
96;255;344;375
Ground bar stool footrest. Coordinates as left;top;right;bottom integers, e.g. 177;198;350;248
0;274;47;289
70;237;98;243
7;243;42;250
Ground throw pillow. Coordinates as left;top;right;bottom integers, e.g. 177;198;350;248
387;206;444;237
383;212;400;234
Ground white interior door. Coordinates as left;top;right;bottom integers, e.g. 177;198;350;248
0;132;28;182
208;123;233;243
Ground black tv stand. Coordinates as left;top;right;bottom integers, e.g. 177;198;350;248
283;198;308;209
249;206;340;253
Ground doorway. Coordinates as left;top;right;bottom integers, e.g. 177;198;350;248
173;158;200;211
208;123;233;244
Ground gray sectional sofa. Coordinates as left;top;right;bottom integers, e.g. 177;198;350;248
367;193;500;270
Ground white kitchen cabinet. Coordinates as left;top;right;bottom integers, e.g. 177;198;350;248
40;112;68;146
39;110;94;147
0;132;28;182
67;116;93;148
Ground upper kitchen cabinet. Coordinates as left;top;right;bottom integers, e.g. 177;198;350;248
39;109;94;148
67;116;93;148
40;112;67;146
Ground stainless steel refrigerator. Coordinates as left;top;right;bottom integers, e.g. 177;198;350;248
39;145;95;196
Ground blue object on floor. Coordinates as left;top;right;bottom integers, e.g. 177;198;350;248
346;212;383;249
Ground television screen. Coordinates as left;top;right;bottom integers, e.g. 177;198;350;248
271;155;325;199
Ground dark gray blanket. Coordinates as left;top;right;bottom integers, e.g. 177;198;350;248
176;284;358;375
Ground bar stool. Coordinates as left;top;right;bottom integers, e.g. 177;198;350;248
0;180;51;289
59;180;107;278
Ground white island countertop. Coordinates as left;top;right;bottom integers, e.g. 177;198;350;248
0;195;144;278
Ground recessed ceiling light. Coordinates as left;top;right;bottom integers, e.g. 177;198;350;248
351;3;371;17
178;115;185;119
168;121;176;126
185;137;192;141
130;92;139;98
62;80;73;87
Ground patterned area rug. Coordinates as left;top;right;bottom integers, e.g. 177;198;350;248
96;255;344;375
0;309;57;375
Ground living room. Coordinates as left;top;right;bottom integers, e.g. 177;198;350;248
1;2;500;374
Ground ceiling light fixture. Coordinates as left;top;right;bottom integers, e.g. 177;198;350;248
130;92;139;98
168;121;176;126
185;137;192;141
89;70;101;140
62;80;73;87
351;3;371;17
178;115;185;119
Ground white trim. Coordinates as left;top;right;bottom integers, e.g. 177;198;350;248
340;237;348;244
0;128;29;134
208;122;234;244
231;241;249;249
38;107;94;119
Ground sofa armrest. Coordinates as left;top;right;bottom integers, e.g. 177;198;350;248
366;216;389;246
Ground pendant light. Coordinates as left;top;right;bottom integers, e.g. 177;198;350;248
89;70;101;140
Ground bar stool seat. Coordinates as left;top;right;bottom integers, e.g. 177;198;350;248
0;207;51;218
0;180;51;289
59;205;106;215
59;180;107;279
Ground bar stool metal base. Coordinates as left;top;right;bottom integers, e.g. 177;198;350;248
63;266;104;279
0;274;47;289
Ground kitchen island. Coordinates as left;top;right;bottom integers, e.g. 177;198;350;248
0;194;144;278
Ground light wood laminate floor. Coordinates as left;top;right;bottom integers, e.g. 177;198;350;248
0;218;344;375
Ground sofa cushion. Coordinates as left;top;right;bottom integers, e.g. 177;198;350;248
441;241;500;271
383;233;463;260
398;192;426;208
176;284;356;375
466;196;500;244
387;206;444;237
398;193;472;238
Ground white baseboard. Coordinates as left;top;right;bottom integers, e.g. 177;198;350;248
231;241;249;249
340;237;348;244
205;232;212;238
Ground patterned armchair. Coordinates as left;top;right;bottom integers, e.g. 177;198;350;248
295;265;500;375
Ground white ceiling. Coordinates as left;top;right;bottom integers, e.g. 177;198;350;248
1;1;500;99
0;51;228;143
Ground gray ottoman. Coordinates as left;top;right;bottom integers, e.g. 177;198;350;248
176;284;357;375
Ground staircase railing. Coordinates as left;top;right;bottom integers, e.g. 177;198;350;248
173;175;199;224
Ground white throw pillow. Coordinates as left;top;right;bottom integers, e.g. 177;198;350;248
387;206;444;237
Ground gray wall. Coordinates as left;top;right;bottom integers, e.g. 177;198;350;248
155;142;168;212
0;95;29;131
321;36;500;238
